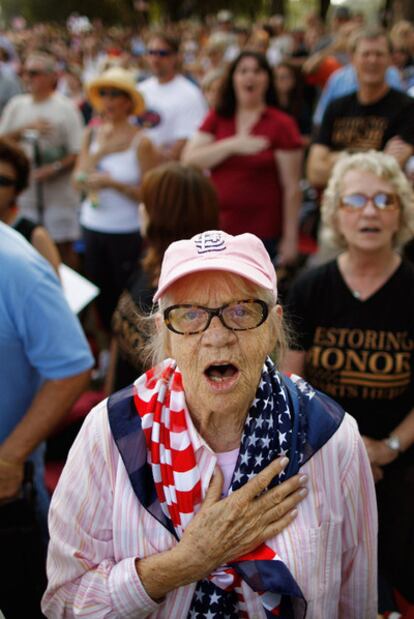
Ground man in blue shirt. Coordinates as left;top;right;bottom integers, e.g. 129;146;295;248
0;222;93;510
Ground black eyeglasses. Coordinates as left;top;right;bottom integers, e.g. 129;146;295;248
146;49;174;57
164;299;269;335
98;88;128;98
0;174;16;187
339;192;400;211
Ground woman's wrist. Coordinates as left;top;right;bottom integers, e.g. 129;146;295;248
383;433;404;454
135;544;201;601
225;136;239;156
51;160;64;175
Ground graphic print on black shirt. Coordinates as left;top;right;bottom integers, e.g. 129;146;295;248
285;259;414;439
306;325;412;402
316;88;414;152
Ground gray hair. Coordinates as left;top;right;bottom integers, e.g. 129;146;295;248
350;26;391;54
26;51;57;73
321;150;414;250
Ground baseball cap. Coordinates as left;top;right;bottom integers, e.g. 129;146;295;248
153;230;277;302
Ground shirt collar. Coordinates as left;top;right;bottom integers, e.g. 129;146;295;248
184;405;214;454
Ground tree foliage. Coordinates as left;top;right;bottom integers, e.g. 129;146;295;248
1;0;411;26
1;0;128;24
1;0;281;25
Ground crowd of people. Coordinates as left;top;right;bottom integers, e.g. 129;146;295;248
1;5;414;618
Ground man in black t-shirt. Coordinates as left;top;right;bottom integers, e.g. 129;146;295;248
307;27;414;188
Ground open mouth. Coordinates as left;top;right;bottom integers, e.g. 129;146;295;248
204;363;240;387
359;226;381;233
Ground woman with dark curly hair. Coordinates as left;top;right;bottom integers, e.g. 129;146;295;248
183;50;303;263
0;137;60;274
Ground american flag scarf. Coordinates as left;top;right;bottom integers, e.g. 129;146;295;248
133;357;307;618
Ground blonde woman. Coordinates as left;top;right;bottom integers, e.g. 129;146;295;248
74;67;158;330
284;150;414;615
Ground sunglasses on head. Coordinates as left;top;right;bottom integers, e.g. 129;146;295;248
0;174;16;187
98;88;128;98
339;192;400;211
146;48;173;57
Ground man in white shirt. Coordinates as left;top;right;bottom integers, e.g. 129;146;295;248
138;33;207;160
0;51;83;266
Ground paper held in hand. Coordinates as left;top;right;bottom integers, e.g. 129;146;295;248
59;263;100;314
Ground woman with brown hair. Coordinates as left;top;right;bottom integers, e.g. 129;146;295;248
108;162;219;390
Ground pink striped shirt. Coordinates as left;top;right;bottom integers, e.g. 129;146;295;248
42;396;377;618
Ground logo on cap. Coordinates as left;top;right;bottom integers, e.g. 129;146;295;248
194;231;226;254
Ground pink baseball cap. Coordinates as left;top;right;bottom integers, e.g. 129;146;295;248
153;230;277;302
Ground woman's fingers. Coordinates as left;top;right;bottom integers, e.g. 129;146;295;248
264;487;307;524
262;507;299;541
202;466;224;508
178;462;307;573
258;473;308;511
243;456;289;499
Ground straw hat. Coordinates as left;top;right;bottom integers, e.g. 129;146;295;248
86;67;145;115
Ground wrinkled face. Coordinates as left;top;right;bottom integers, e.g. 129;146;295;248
336;169;401;252
233;56;269;107
352;36;390;88
0;160;17;219
146;37;177;82
163;272;277;423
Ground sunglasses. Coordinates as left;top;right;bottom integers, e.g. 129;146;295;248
98;88;128;98
146;49;174;57
339;192;400;211
25;69;45;77
0;174;16;187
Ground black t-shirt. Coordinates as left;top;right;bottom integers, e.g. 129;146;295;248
286;259;414;451
315;88;414;151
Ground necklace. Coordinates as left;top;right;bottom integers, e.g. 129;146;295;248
338;251;401;302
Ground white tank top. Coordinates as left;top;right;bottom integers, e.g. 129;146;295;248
80;131;143;233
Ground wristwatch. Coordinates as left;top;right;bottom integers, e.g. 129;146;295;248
52;160;63;173
383;434;402;453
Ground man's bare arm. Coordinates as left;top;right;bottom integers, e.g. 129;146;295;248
306;143;342;188
0;370;91;499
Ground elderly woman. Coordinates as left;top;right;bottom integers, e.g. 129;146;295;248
284;151;414;613
42;231;377;618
